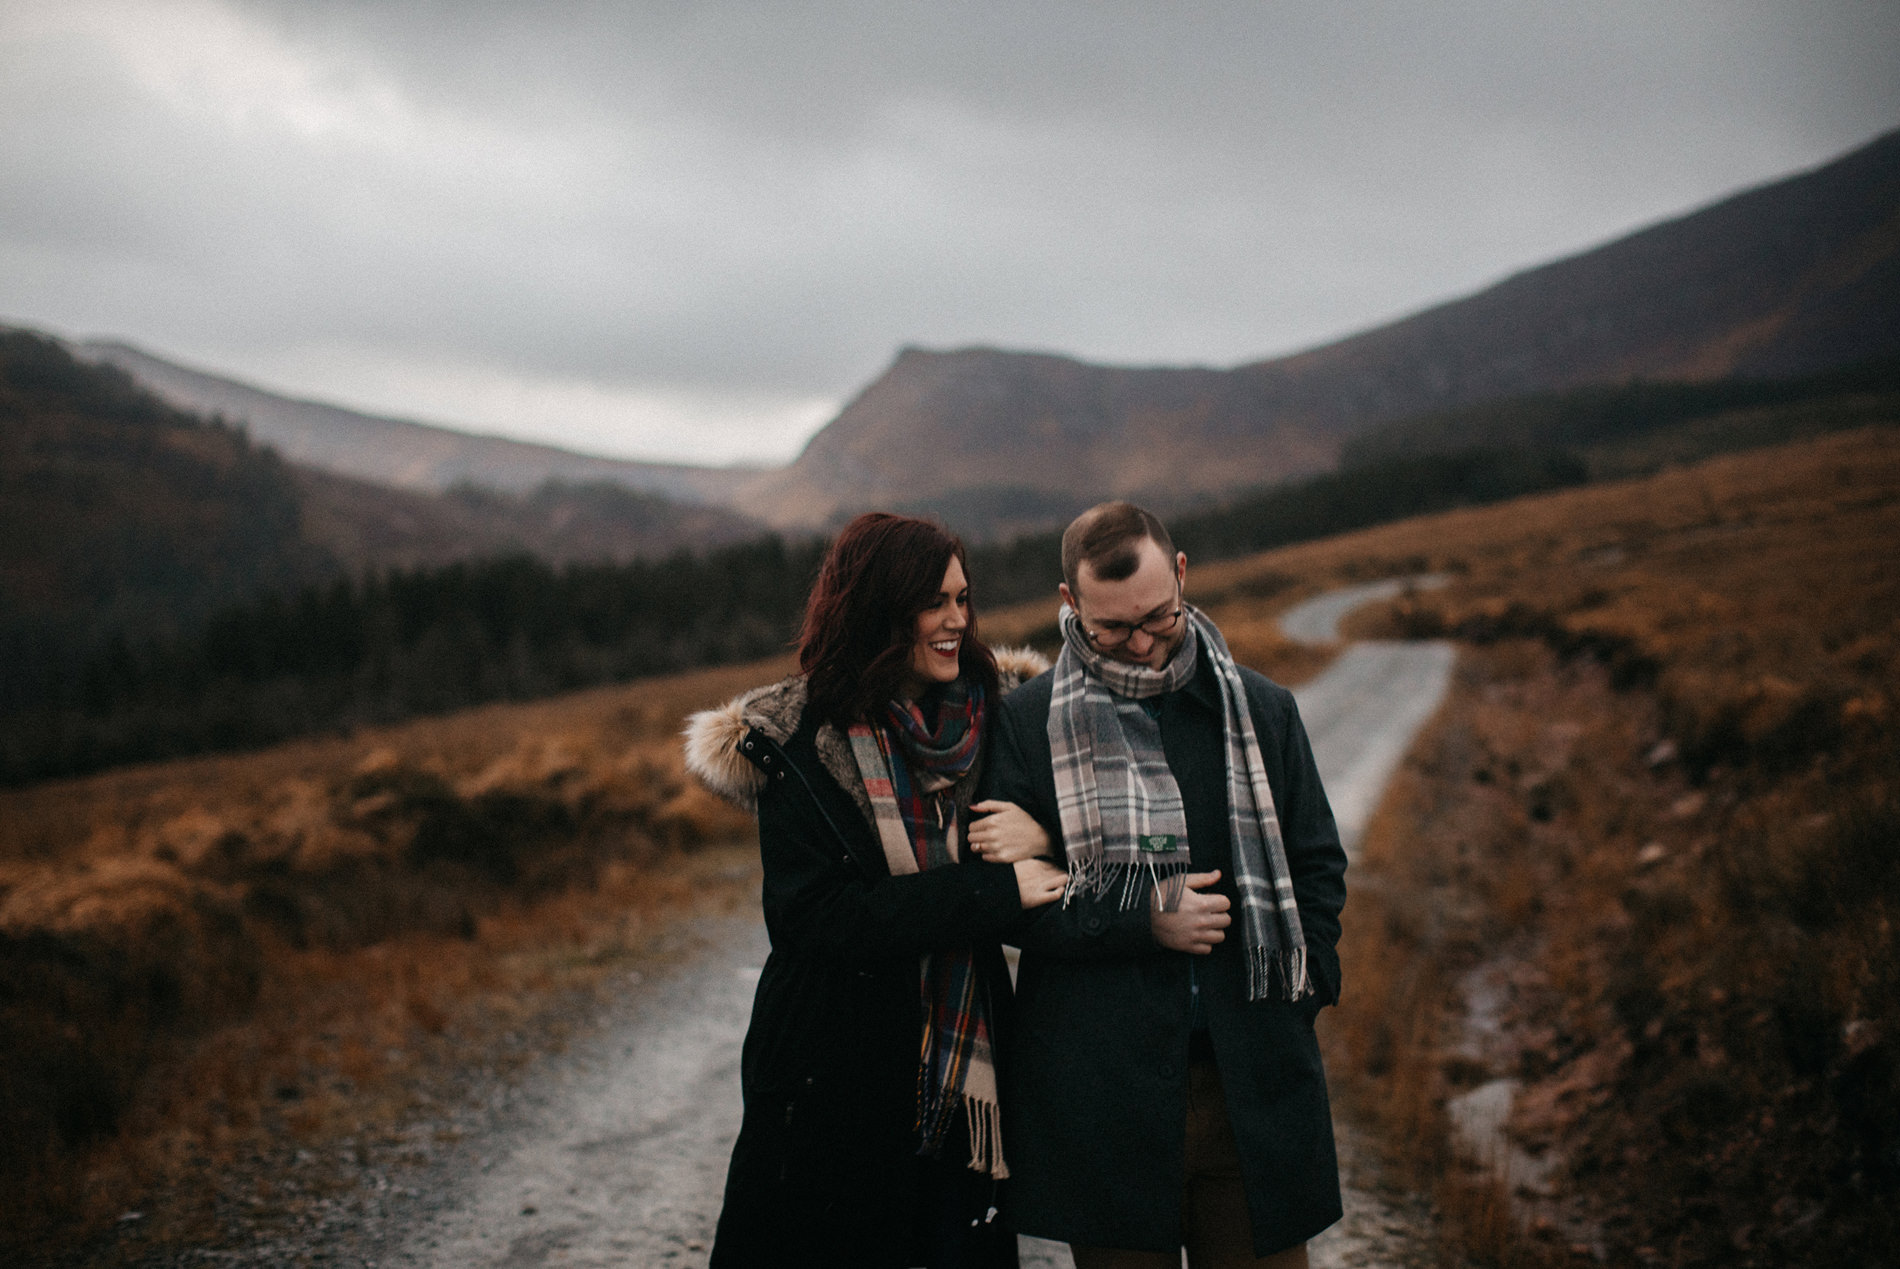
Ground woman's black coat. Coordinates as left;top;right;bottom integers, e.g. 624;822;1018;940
684;657;1044;1268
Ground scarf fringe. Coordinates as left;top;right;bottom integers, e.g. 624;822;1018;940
1247;943;1314;1003
1065;858;1190;912
916;1087;1009;1179
963;1093;1008;1179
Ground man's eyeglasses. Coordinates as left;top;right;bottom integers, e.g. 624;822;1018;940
1080;596;1184;648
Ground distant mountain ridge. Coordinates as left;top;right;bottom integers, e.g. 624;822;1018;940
1229;125;1900;412
72;340;763;505
747;127;1900;530
292;465;771;574
0;331;772;650
741;346;1337;530
70;127;1900;538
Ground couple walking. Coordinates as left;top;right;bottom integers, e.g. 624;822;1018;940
685;501;1347;1268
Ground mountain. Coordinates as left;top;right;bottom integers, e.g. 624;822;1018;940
294;466;771;573
0;331;771;650
72;340;762;505
741;347;1335;531
0;329;330;705
66;128;1900;540
1339;353;1900;470
743;127;1900;532
1227;126;1900;418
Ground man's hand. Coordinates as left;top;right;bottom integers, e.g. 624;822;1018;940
1151;869;1230;955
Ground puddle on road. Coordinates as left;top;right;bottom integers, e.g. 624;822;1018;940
1446;960;1603;1258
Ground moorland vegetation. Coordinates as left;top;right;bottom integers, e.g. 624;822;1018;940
8;326;1895;788
3;421;1892;1264
0;657;771;1259
1286;425;1899;1265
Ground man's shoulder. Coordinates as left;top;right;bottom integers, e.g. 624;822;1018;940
1230;661;1299;730
1233;661;1292;702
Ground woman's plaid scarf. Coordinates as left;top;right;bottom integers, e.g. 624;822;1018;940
1049;604;1311;1003
847;679;1007;1177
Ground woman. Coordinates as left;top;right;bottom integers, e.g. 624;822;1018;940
685;512;1064;1268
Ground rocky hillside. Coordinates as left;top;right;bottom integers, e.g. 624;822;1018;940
746;127;1899;532
743;346;1335;531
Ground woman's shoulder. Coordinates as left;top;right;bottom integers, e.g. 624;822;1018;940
993;645;1055;716
992;644;1050;695
682;674;812;809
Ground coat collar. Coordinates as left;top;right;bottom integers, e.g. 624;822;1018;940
1174;640;1223;715
683;645;1050;824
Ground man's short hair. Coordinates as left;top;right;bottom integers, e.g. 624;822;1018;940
1061;501;1175;597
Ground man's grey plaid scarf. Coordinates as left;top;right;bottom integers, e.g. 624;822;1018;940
1048;603;1311;1002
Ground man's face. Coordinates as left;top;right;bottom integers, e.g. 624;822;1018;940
1059;537;1188;671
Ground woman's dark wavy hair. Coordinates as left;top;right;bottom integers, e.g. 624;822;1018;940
800;513;998;726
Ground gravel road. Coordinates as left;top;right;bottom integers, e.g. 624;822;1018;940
377;915;772;1266
190;582;1455;1268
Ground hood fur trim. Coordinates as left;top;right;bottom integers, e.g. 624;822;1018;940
682;676;807;812
680;644;1051;814
993;644;1050;686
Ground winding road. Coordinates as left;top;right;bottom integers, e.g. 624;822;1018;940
1286;577;1453;856
369;581;1457;1268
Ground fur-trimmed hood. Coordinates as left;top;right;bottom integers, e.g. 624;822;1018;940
682;645;1049;815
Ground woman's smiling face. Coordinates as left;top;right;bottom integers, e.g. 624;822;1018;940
902;555;970;697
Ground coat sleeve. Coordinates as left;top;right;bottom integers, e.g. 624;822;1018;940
757;766;1023;963
1254;680;1348;1008
979;683;1156;960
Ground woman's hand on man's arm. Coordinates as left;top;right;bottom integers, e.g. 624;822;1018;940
967;799;1066;911
968;799;1052;863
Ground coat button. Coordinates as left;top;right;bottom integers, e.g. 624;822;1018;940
1158;1061;1176;1080
1083;914;1105;935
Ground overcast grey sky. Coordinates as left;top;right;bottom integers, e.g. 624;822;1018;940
3;1;1897;466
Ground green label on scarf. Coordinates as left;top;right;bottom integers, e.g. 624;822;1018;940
1137;833;1179;853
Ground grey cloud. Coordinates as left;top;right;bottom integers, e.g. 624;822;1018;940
2;0;1896;460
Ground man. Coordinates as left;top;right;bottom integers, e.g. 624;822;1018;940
981;501;1346;1267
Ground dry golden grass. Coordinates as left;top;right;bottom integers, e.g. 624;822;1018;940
41;843;758;1263
1323;643;1637;1268
16;423;1889;1263
0;656;786;1258
0;653;791;870
1313;424;1900;1266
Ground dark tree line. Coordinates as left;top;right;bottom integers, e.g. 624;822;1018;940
0;442;1686;786
2;538;826;785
